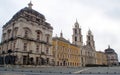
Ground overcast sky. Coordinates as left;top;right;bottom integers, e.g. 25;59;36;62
1;0;120;60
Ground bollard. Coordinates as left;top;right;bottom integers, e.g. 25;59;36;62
12;69;14;71
89;72;92;74
49;71;52;73
106;72;108;74
4;69;7;71
40;71;42;73
79;72;82;74
98;72;100;74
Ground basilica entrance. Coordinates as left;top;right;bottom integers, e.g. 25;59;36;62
63;61;66;66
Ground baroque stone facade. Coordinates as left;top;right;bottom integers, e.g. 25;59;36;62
0;2;53;65
72;20;96;66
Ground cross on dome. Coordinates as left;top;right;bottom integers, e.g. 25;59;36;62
28;1;33;9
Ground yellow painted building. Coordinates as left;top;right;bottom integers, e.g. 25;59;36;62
96;51;107;66
52;33;81;67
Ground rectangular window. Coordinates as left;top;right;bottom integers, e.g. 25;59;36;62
24;43;27;51
75;29;77;34
36;45;39;52
37;32;40;40
46;47;49;54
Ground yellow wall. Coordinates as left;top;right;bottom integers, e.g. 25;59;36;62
52;38;81;67
96;51;107;65
102;53;107;65
52;38;108;67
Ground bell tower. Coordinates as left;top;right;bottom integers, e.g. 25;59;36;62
72;20;83;46
86;29;95;50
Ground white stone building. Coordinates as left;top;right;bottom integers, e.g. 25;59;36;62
0;2;53;65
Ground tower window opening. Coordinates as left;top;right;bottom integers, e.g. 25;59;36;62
75;29;77;34
88;36;90;40
75;37;77;41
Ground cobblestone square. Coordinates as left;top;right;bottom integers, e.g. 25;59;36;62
0;67;120;75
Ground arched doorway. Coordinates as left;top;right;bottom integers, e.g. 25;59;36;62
29;57;34;65
63;61;66;66
40;57;45;65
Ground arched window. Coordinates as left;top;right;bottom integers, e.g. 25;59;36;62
46;36;49;43
24;27;32;38
36;30;42;40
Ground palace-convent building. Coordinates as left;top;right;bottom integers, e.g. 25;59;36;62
0;2;53;65
0;2;118;67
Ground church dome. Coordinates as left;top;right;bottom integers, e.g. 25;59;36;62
3;2;46;28
13;1;45;20
105;45;116;54
13;7;45;20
